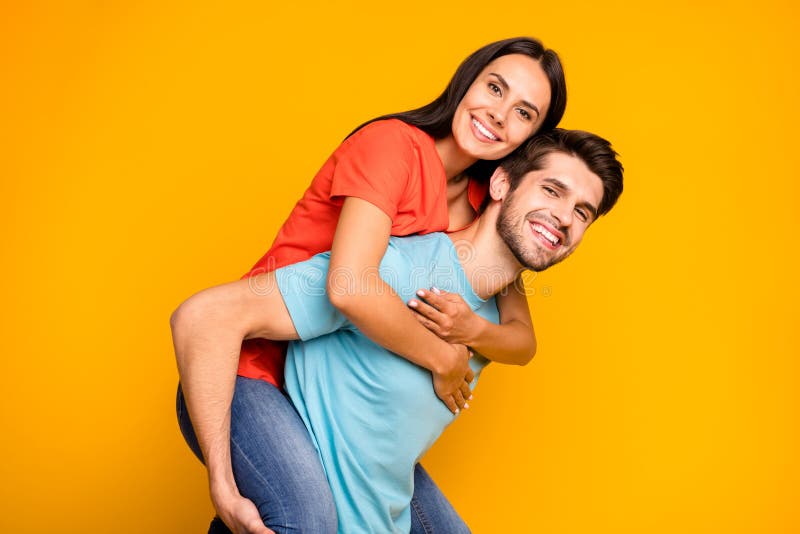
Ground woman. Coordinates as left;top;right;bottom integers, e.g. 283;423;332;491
174;37;566;533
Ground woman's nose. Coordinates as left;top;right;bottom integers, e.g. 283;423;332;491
488;107;506;127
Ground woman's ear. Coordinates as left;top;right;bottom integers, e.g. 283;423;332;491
489;167;511;201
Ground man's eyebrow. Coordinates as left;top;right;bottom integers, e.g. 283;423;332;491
488;72;540;117
543;177;599;218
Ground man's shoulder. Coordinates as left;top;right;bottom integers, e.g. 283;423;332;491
387;233;454;261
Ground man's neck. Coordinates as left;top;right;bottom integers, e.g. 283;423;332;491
446;205;524;300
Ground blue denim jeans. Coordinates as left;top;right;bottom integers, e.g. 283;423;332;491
177;376;469;533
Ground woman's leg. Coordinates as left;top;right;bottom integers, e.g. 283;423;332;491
177;377;337;534
409;463;471;534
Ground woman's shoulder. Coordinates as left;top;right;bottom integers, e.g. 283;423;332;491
348;119;430;149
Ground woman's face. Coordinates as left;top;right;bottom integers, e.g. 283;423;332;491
451;53;552;161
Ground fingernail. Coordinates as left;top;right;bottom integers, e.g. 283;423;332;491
408;300;418;308
464;403;470;409
431;287;442;295
468;394;473;400
417;290;426;297
454;408;460;415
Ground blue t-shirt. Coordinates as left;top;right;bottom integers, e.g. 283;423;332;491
277;233;500;534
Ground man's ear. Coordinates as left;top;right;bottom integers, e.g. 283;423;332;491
489;166;511;201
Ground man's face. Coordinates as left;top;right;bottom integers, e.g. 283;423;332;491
497;152;605;271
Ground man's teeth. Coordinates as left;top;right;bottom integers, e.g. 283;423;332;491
472;118;498;140
533;223;559;245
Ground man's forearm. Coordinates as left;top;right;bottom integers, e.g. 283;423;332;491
171;293;245;495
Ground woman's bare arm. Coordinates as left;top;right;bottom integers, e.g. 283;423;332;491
409;275;537;365
327;197;474;414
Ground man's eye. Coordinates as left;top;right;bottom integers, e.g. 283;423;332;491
575;208;588;222
488;82;501;95
543;186;558;196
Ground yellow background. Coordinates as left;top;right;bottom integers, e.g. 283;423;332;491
2;1;798;532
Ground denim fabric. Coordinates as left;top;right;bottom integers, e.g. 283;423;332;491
177;377;469;533
410;465;471;534
177;377;337;533
279;234;493;532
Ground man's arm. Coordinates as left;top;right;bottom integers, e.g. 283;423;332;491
170;274;296;534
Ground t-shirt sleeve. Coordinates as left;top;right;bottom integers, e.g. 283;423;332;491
329;120;417;221
275;252;351;341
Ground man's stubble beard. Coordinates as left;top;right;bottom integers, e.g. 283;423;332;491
496;193;573;273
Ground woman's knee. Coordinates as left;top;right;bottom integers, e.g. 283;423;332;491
175;383;205;463
228;377;337;533
237;454;337;534
273;494;337;534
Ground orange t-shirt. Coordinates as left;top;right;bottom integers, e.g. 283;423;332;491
238;119;489;386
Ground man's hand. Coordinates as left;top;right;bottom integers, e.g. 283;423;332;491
431;342;474;414
408;288;480;346
212;486;275;534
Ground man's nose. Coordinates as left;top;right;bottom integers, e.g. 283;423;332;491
551;202;573;229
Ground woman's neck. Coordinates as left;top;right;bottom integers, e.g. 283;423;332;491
445;178;477;232
434;135;477;179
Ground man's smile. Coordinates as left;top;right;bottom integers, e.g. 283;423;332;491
529;221;563;250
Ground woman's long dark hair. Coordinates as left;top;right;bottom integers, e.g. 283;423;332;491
350;37;567;182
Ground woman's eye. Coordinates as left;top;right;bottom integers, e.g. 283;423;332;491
517;108;531;121
488;82;501;95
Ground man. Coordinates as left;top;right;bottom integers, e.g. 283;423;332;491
172;129;623;533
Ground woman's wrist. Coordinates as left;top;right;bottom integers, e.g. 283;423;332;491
459;312;486;348
429;341;459;376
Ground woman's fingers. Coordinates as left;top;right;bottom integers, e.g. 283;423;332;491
415;287;459;313
465;364;475;384
443;396;459;415
410;310;441;336
460;380;472;403
453;389;467;410
417;288;446;309
408;296;445;322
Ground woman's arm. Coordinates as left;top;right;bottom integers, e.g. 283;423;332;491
327;197;474;414
170;274;297;534
409;274;537;366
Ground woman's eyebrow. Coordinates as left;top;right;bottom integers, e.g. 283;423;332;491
488;72;540;117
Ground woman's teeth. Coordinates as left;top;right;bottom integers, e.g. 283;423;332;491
472;118;498;141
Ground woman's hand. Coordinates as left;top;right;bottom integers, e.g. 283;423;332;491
408;287;480;346
411;277;537;367
327;198;474;414
431;342;475;414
